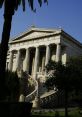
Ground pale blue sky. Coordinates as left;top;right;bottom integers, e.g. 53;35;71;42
0;0;82;43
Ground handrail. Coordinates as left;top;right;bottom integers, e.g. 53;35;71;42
25;74;38;102
25;73;56;104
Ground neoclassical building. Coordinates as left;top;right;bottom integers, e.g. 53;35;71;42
7;27;82;79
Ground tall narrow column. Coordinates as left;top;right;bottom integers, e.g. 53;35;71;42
8;51;13;71
23;48;30;72
56;43;61;62
15;50;21;70
42;56;45;72
45;45;50;66
34;47;39;79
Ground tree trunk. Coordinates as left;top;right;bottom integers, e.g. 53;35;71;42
0;13;13;101
65;90;68;117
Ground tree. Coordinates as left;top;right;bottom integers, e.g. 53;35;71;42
67;57;82;107
0;0;48;101
45;59;82;117
5;71;20;101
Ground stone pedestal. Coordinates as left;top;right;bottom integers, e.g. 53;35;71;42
19;94;25;102
32;96;40;108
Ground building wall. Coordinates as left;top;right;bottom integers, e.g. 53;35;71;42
61;35;82;61
7;28;82;78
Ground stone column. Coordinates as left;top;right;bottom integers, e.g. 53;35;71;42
34;47;39;79
56;43;61;62
8;51;13;71
15;50;21;70
23;48;30;72
45;45;50;66
42;56;45;72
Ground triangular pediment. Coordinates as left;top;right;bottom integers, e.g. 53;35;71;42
10;28;58;43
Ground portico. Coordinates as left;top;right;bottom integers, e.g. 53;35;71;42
8;43;61;79
7;27;82;79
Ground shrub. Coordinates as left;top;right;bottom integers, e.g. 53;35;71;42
55;111;60;117
5;71;20;101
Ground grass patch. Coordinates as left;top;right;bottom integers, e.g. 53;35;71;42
31;108;82;117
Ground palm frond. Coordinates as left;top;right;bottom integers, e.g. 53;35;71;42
28;0;36;12
38;0;42;7
0;0;4;8
28;0;33;10
15;0;19;10
44;0;48;4
18;0;22;5
22;0;25;11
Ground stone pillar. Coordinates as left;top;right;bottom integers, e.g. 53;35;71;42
8;51;13;71
34;47;39;79
45;45;50;66
42;56;45;72
15;50;21;70
56;43;61;62
23;48;30;72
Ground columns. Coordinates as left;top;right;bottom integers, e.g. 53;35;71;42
34;47;39;79
23;48;30;72
42;56;45;72
8;51;13;71
56;43;61;62
15;50;21;70
45;45;50;66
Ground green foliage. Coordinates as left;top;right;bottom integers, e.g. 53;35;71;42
45;57;82;92
0;0;48;102
55;111;60;117
5;71;20;101
67;57;82;91
31;108;82;117
45;58;82;117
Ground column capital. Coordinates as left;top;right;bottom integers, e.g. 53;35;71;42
26;47;30;50
9;50;13;52
35;46;40;48
56;43;61;45
17;49;21;52
45;44;50;47
46;44;50;46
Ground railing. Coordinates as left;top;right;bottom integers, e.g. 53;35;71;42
25;72;57;107
25;75;38;102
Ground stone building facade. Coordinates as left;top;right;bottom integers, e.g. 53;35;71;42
7;27;82;79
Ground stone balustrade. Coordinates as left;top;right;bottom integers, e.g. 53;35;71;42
25;75;38;102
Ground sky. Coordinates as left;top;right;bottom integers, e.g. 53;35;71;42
0;0;82;43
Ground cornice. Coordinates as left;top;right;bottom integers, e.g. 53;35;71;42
9;27;82;48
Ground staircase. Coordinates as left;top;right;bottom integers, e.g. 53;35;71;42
25;71;65;108
25;73;58;108
25;75;38;103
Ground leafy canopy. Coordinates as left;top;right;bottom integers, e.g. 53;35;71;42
45;58;82;92
0;0;48;12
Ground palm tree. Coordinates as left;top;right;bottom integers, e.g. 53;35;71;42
0;0;48;101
